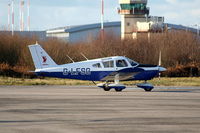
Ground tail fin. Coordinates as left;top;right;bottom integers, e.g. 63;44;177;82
28;43;57;69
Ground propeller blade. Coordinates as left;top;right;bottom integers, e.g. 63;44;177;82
158;51;162;66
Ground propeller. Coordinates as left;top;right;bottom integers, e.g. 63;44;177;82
158;51;162;67
157;51;167;79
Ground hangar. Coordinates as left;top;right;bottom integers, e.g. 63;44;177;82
46;21;198;43
46;22;121;43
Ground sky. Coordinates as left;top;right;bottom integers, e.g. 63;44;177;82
0;0;200;31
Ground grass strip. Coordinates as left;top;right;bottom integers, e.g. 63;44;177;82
0;77;200;86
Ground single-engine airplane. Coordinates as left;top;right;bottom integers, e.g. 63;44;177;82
28;43;166;92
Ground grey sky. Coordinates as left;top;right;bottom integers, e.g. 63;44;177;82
0;0;199;30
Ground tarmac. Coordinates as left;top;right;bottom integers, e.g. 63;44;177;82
0;85;200;133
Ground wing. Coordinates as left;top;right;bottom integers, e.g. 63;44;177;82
101;67;144;81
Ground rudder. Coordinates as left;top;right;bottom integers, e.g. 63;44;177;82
28;43;57;69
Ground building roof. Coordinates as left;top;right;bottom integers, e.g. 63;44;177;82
65;22;120;33
166;23;197;33
46;21;198;34
46;22;120;34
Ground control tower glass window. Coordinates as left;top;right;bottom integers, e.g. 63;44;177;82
120;3;146;10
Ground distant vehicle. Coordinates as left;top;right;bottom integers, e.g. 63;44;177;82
28;43;166;92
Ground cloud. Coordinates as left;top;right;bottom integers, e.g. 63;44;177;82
0;0;199;30
190;9;200;16
149;0;200;25
30;0;119;30
165;0;177;4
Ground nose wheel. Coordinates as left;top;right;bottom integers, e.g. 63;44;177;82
137;81;154;92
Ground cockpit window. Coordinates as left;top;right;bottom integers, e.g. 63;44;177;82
102;61;114;68
116;60;128;67
92;63;102;68
127;58;138;66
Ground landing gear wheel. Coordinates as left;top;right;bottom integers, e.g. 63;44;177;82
144;88;153;92
103;84;111;91
115;88;123;92
103;87;111;91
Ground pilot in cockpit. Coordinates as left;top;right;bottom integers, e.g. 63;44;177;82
116;60;127;67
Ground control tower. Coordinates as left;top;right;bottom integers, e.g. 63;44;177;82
118;0;164;39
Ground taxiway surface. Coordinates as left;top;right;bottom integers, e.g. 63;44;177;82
0;86;200;133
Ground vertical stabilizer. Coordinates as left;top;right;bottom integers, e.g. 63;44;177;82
28;43;57;69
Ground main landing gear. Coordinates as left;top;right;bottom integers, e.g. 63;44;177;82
98;74;126;92
95;74;154;92
99;82;154;92
103;84;111;91
97;81;154;92
98;83;126;92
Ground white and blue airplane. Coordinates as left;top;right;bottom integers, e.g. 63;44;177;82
28;43;166;92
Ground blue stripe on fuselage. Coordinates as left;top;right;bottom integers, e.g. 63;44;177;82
36;71;114;81
36;70;159;81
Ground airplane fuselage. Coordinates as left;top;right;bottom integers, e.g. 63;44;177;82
28;44;166;92
35;57;162;82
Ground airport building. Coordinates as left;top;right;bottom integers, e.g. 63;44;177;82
118;0;164;39
46;0;165;42
45;0;198;43
46;22;121;43
1;0;198;43
46;22;198;43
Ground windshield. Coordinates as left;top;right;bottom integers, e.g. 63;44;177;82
127;58;138;67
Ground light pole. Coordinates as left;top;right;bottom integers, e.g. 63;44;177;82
27;0;30;31
12;0;14;36
8;3;11;31
101;0;104;40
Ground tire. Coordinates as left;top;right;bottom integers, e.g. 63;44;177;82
144;88;153;92
115;88;123;92
103;86;111;91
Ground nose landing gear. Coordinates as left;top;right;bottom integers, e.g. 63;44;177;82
136;81;154;92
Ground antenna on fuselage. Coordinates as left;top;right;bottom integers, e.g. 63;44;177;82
81;53;89;60
66;55;75;63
